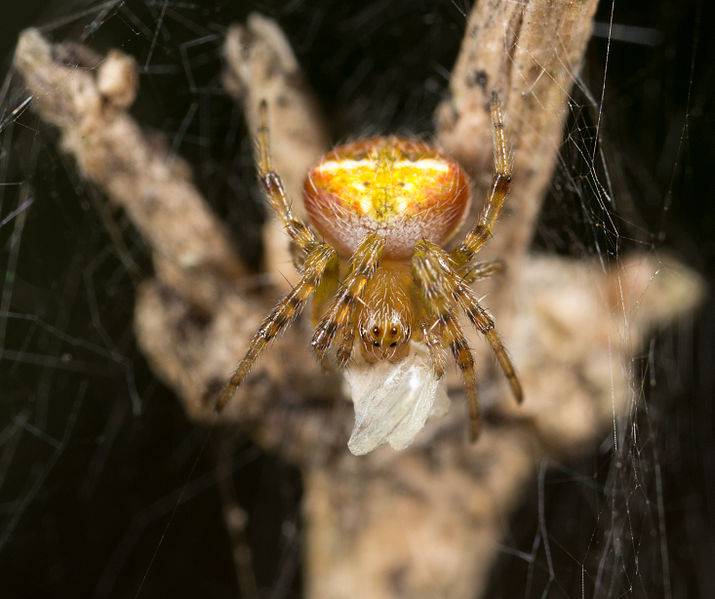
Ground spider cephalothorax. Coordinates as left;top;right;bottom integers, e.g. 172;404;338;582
217;94;523;443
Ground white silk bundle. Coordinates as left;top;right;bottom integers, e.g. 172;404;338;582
343;343;449;455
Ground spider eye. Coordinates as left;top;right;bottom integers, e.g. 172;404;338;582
389;342;397;348
372;326;380;336
373;341;380;347
390;325;398;336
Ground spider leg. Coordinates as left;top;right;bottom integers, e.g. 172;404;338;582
216;243;336;412
255;99;319;255
450;92;512;273
413;240;481;440
311;233;385;364
462;258;505;285
335;309;358;367
424;241;523;405
410;286;448;379
420;320;446;379
455;285;522;404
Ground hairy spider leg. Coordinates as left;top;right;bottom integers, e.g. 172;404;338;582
423;240;523;405
413;240;481;440
216;243;336;412
311;233;385;364
256;99;319;255
419;320;446;379
451;92;513;273
335;307;359;367
462;259;505;285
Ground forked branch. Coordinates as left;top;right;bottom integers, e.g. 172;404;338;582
13;3;704;598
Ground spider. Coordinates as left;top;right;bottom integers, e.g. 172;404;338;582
216;92;523;441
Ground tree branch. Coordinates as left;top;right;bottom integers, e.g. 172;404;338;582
437;0;599;269
13;4;704;597
14;29;243;312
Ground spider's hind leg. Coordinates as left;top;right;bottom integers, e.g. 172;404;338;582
216;242;336;412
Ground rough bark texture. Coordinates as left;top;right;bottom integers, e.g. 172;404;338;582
436;0;600;269
14;2;704;596
14;30;244;312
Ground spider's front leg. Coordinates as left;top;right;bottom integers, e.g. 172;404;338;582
450;268;523;405
413;240;482;440
420;240;523;405
215;99;336;411
216;243;336;412
419;320;447;380
450;92;512;274
462;258;505;285
255;99;320;256
311;233;385;365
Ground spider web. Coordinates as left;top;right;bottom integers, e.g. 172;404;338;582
0;1;711;598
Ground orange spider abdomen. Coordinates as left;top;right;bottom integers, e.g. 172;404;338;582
303;137;471;259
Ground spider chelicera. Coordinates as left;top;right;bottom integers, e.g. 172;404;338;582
216;92;523;441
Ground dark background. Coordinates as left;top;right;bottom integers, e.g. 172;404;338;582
0;1;712;597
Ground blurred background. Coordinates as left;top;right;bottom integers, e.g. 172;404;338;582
0;0;712;597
